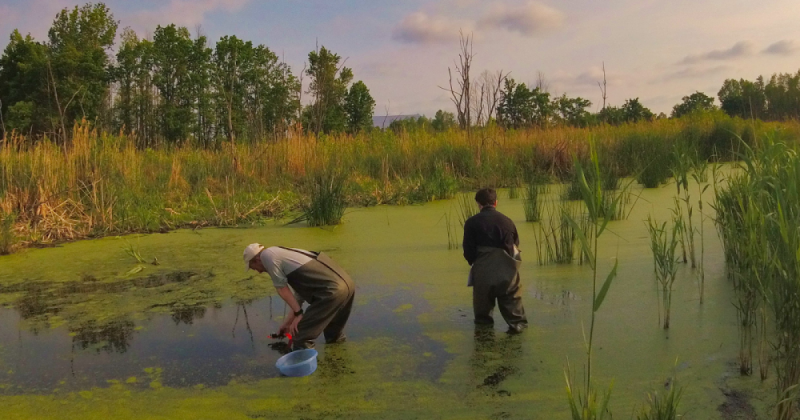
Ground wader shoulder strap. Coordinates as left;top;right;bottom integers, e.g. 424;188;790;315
277;246;319;259
278;247;350;283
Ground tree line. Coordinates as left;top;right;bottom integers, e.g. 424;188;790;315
3;4;800;145
440;33;800;132
0;3;376;147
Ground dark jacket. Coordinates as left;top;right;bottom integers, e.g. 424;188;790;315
462;206;519;265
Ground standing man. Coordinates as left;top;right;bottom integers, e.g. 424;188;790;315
462;188;528;333
244;244;355;350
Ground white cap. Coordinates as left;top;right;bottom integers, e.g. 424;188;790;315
243;243;265;272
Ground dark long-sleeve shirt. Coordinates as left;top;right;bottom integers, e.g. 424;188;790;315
462;206;519;265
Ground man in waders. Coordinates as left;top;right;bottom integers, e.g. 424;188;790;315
243;244;355;350
462;188;528;333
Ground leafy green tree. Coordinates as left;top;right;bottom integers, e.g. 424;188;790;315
344;80;375;134
763;71;800;120
718;77;766;120
553;94;592;127
152;24;194;144
113;28;140;134
620;98;654;123
671;91;717;118
0;30;48;135
213;35;248;142
189;34;214;147
497;78;552;129
597;106;624;125
388;115;431;133
47;3;118;131
432;110;456;132
304;46;353;135
244;44;300;140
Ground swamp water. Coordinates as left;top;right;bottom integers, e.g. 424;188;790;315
0;184;773;419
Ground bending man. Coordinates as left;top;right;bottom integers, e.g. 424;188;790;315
244;244;355;349
462;188;528;333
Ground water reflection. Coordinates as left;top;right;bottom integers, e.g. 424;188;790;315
0;272;449;393
70;319;135;354
470;325;524;396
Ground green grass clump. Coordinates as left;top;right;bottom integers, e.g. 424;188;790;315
646;215;681;329
637;382;683;420
0;211;16;255
295;169;348;227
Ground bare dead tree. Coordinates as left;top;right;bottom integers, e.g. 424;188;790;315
483;70;508;123
382;101;391;129
598;62;607;110
439;30;474;131
471;79;486;127
535;71;550;93
46;58;68;144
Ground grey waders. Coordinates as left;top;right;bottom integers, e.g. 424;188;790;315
284;250;355;349
469;246;527;331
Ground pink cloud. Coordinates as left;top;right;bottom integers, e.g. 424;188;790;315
391;12;470;45
478;1;564;36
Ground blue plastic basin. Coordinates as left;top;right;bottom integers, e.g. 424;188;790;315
275;349;318;377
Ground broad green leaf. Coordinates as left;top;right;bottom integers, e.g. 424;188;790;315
593;259;618;312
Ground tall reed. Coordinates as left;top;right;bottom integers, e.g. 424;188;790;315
671;146;696;269
456;193;478;227
714;136;800;418
534;199;580;265
646;215;681;329
563;138;619;419
444;211;460;250
690;158;709;302
523;180;547;222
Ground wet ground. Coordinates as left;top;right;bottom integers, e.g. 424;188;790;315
0;182;776;419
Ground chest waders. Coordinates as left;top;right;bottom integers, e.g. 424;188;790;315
469;246;527;330
281;248;355;349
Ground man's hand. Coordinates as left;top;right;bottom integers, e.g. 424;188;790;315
289;314;303;335
278;311;294;334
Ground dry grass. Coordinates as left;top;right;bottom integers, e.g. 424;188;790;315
0;116;794;253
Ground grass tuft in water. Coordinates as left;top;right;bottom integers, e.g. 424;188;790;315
646;214;681;329
534;199;580;265
636;380;683;420
294;169;348;227
523;177;547;222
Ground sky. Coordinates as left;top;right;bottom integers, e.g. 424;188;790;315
1;0;799;116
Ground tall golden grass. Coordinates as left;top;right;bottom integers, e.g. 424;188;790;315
0;114;794;253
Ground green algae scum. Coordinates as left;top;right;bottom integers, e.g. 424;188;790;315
0;185;772;419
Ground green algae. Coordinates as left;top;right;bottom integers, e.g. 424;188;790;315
0;181;771;418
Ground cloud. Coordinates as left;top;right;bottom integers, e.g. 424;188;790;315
763;40;799;56
552;66;624;89
391;12;468;45
478;1;564;36
661;65;730;82
128;0;249;31
680;41;754;64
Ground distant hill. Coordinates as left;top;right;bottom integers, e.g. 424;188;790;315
372;114;421;129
